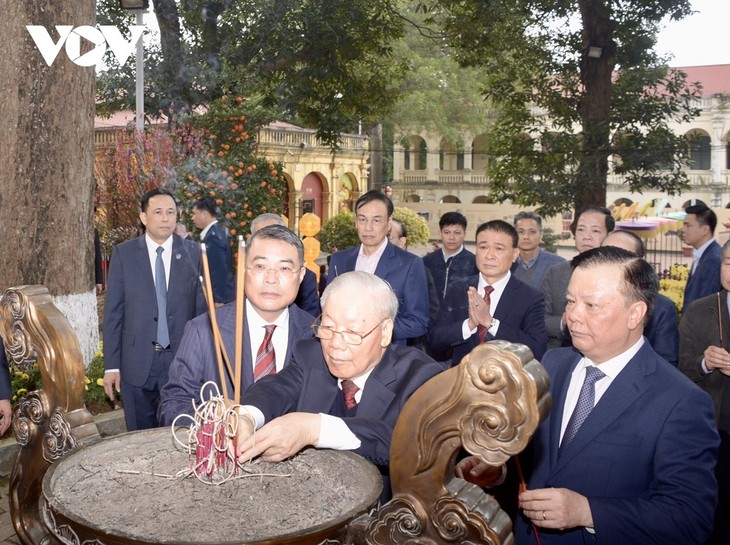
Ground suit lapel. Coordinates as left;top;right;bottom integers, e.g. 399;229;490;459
554;344;655;471
374;242;398;278
357;347;397;418
547;352;580;469
135;237;157;303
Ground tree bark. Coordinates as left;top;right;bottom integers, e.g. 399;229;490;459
575;0;616;211
0;0;98;363
368;123;383;191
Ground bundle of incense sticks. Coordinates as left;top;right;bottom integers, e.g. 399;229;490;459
200;236;246;406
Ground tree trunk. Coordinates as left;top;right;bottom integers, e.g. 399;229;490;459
0;0;98;363
152;0;187;116
368;123;383;191
575;0;616;212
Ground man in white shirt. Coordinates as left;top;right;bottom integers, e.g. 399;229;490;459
191;197;235;304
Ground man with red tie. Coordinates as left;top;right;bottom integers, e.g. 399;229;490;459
158;225;315;425
233;271;445;501
427;219;547;367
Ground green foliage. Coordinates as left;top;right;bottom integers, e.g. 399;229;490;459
540;227;569;254
8;343;116;411
315;206;430;252
96;0;407;148
393;207;430;246
10;365;41;404
425;0;699;215
176;96;288;242
317;211;359;254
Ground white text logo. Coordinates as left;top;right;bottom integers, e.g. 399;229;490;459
26;25;145;67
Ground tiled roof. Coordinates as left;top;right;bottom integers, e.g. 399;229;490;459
673;64;730;96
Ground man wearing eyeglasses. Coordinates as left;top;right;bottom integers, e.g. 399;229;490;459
233;271;445;501
326;190;429;345
158;225;315;425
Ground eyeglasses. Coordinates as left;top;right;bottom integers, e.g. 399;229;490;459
246;263;301;277
356;216;387;226
311;318;387;346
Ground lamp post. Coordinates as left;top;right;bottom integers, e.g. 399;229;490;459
119;0;148;132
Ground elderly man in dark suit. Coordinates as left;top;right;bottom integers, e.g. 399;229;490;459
103;188;206;431
679;239;730;545
681;204;722;313
234;271;445;501
326;190;429;345
191;197;235;304
427;219;547;367
513;247;718;545
158;225;315;425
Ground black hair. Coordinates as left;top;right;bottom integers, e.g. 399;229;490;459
475;219;518;248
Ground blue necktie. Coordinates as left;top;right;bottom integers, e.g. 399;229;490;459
155;246;170;348
561;366;605;451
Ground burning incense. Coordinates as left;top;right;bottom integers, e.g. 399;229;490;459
201;243;231;403
234;235;245;404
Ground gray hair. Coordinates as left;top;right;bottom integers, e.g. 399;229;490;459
245;225;304;266
321;271;398;320
251;213;286;233
514;210;543;229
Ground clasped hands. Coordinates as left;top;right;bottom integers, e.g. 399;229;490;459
466;286;492;331
231;411;320;464
455;456;593;531
704;345;730;375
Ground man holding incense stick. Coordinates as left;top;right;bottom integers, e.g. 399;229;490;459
158;225;315;425
233;271;445;500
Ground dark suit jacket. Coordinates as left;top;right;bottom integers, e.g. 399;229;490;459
158;302;315;426
202;222;235;304
683;240;722;313
422;248;478;302
540;260;572;349
103;235;206;387
679;290;729;426
645;293;679;366
326;243;429;344
295;268;321;317
427;274;547;366
242;340;445;467
0;338;12;400
515;344;719;545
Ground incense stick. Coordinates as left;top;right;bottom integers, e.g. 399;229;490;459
201;243;230;404
718;291;723;347
234;235;245;404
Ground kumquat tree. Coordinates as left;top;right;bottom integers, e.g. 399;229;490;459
177;96;288;242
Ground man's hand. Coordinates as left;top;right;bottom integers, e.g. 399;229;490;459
704;345;730;375
0;399;12;436
519;487;593;530
236;412;320;464
103;371;121;401
467;286;492;331
454;455;506;488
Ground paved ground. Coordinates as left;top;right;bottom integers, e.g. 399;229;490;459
0;477;19;545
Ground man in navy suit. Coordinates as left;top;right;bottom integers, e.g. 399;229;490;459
601;229;679;365
514;247;718;545
682;204;722;313
234;271;445;500
250;213;321;317
326;190;429;345
103;188;206;431
427;220;547;366
191;197;235;304
158;225;315;425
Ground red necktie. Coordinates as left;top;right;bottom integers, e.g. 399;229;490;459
253;324;277;381
341;380;359;410
476;285;495;344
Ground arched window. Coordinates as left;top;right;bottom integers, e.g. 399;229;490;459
687;130;711;170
